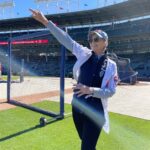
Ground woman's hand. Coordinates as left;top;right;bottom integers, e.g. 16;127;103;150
29;8;49;26
73;83;94;97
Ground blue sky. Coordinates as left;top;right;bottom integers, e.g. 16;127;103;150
0;0;126;20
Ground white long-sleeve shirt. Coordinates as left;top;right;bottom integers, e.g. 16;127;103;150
46;21;118;133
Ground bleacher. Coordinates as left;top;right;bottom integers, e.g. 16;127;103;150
0;18;150;79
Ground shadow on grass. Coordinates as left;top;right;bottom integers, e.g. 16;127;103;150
0;117;62;142
0;102;7;104
0;80;20;84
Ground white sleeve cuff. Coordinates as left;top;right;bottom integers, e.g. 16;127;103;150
92;87;115;99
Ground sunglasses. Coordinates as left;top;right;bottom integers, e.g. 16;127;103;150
88;37;102;43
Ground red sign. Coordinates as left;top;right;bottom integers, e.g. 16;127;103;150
0;39;48;45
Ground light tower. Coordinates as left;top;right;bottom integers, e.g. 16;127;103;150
0;0;15;19
104;0;107;6
34;0;57;13
34;0;81;14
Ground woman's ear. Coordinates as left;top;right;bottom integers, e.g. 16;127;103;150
105;40;108;48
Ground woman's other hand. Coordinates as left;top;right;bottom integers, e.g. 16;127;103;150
73;83;94;97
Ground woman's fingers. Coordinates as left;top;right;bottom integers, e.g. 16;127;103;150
29;8;38;15
74;90;85;97
73;83;91;97
77;93;85;97
74;90;81;95
29;8;39;20
72;83;82;88
73;84;84;91
29;9;49;26
73;83;87;96
29;8;35;13
29;8;43;18
29;8;48;25
72;86;80;90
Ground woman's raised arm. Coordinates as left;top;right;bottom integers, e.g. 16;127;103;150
29;8;74;52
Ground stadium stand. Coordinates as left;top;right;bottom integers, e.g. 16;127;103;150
0;62;2;80
0;0;150;83
0;0;149;31
0;18;150;81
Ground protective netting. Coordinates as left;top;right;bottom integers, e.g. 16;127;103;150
107;52;138;85
0;31;74;120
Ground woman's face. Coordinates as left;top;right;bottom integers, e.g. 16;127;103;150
89;33;108;55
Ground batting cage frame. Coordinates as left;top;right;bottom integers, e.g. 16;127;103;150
0;62;2;81
6;30;66;123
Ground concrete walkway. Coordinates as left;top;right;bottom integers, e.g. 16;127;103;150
52;82;150;120
108;83;150;120
0;77;150;120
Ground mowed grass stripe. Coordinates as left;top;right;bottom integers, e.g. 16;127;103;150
0;101;149;150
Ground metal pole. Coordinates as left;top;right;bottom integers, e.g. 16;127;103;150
20;59;24;83
97;0;99;8
60;41;66;117
67;0;70;12
78;0;79;10
9;100;59;117
7;39;12;102
56;1;59;13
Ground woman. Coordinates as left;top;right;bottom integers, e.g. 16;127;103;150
29;9;118;150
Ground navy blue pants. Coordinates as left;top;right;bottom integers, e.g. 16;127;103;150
72;98;105;150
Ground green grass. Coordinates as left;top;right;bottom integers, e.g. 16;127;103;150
1;75;19;81
0;101;149;150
